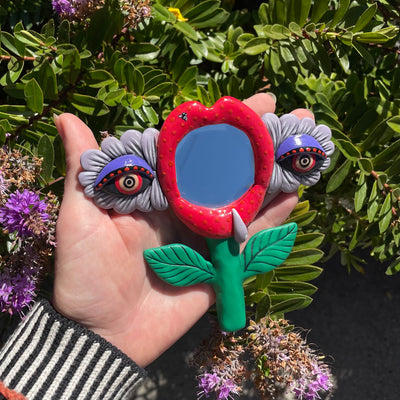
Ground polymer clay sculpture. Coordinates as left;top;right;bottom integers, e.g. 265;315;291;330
79;96;334;332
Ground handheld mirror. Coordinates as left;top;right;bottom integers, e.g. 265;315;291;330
79;96;334;331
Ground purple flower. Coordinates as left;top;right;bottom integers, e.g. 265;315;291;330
218;379;238;399
0;270;37;315
198;373;220;397
0;189;49;238
52;0;76;15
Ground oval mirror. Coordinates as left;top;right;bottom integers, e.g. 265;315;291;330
175;124;255;207
157;96;274;239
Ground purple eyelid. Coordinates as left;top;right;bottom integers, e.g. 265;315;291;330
276;134;327;160
94;155;154;187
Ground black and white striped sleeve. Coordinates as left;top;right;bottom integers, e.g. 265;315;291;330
0;299;146;400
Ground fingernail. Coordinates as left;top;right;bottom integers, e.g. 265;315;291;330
266;92;277;103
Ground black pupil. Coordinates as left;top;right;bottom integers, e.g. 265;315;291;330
123;176;136;188
300;155;311;166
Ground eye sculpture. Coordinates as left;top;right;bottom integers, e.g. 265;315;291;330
94;155;154;196
261;113;334;194
79;128;168;214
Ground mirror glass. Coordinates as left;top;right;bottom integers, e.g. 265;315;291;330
175;124;255;207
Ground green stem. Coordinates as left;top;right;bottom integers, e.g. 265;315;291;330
206;237;245;332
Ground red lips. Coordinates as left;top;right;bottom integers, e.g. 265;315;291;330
157;96;274;239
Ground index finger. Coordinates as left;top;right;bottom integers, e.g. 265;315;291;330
243;93;276;116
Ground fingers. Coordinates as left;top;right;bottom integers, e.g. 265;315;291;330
54;113;98;181
290;108;314;120
54;113;102;217
243;93;276;116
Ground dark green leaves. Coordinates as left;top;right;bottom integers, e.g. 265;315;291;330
24;78;43;113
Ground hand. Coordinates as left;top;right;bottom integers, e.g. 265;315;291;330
53;93;313;367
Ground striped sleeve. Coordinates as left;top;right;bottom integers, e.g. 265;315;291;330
0;300;146;400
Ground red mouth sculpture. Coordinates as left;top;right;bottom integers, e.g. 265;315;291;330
157;96;274;239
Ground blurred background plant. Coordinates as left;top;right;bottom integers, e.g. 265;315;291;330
0;0;399;398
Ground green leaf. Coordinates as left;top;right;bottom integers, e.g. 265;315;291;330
243;38;269;56
0;126;6;146
270;294;312;313
326;159;352;193
184;1;221;20
275;265;323;281
38;60;58;100
84;70;115;88
385;257;400;275
1;31;26;56
293;233;325;250
144;244;215;286
152;3;176;23
269;281;317;296
255;294;271;322
335;139;361;160
174;21;199;41
208;78;221;104
37;135;54;183
197;86;211;107
329;0;350;28
288;0;311;27
310;0;330;23
285;248;324;265
352;3;377;33
358;158;373;174
373;138;400;168
24;78;44;114
355;32;393;44
367;181;379;222
53;134;66;176
286;211;317;227
379;193;392;233
128;43;160;62
354;173;367;212
61;47;81;84
243;223;298;280
145;82;173;97
69;93;109;116
349;221;361;251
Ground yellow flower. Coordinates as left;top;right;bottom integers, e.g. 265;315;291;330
168;7;188;21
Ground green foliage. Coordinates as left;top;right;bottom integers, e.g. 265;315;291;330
1;0;400;321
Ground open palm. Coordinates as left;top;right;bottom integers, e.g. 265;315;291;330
52;94;311;367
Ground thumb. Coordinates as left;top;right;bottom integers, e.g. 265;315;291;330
54;113;103;221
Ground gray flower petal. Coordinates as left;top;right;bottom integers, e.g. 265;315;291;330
310;124;333;153
120;130;144;158
78;171;98;187
93;192;117;209
280;114;300;141
81;149;111;172
267;165;284;194
297;117;315;135
141;128;159;170
280;168;302;192
321;157;331;171
114;195;138;214
84;184;96;198
135;187;152;212
299;171;321;187
101;137;127;159
150;178;168;210
261;113;281;147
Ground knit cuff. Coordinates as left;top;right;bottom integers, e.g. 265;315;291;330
0;300;146;400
